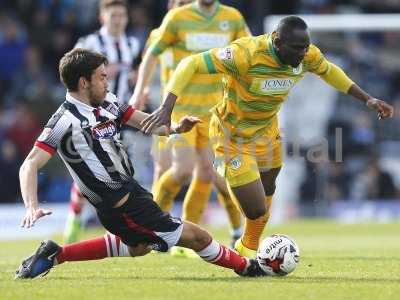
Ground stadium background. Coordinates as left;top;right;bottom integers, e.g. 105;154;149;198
0;0;399;239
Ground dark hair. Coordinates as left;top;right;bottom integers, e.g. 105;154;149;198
59;48;108;91
277;16;308;34
99;0;127;11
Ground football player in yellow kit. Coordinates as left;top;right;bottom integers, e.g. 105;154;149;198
140;16;394;258
144;0;194;195
131;0;251;254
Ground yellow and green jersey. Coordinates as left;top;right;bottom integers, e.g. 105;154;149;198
149;1;250;117
167;33;354;142
145;28;174;95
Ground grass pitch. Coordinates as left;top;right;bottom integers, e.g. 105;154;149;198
1;220;400;300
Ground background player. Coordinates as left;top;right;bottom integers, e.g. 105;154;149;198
144;0;194;195
15;48;266;279
63;0;141;244
131;0;250;254
140;16;394;257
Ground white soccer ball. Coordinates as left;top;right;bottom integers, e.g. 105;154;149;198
256;234;300;276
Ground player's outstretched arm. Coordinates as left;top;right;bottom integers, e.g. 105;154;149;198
347;84;394;120
319;62;394;120
125;108;200;135
19;147;53;228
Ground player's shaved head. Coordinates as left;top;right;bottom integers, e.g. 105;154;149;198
273;16;310;67
276;16;308;41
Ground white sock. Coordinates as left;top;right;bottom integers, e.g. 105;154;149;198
104;232;130;257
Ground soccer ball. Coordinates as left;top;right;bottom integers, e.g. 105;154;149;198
257;234;300;276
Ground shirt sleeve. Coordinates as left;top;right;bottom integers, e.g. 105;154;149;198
149;10;178;56
204;39;252;77
118;103;136;124
233;10;252;39
35;111;71;155
106;93;136;124
304;44;330;75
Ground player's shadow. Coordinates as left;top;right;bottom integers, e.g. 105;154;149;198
23;275;400;284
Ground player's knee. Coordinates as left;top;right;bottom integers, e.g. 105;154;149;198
196;164;214;181
179;222;212;252
172;163;193;181
246;206;267;220
128;243;152;257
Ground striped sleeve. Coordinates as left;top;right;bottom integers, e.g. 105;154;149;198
304;44;330;75
118;103;136;124
106;93;136;124
206;39;251;77
35;112;71;155
149;10;178;56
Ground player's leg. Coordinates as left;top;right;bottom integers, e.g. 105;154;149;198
63;183;86;244
151;136;172;195
181;146;213;225
212;168;243;247
152;133;195;212
183;143;242;246
234;128;283;255
230;167;281;256
170;145;214;258
175;221;265;276
16;187;169;279
15;183;265;279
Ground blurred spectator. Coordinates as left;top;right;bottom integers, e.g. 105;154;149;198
6;46;59;120
0;139;21;203
0;15;27;102
349;112;375;155
128;3;151;45
323;162;351;201
350;156;397;200
5;104;41;158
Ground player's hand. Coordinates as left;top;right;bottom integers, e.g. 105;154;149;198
21;207;52;229
140;105;172;135
173;116;201;134
366;98;394;120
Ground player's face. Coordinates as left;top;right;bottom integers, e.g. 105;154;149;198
87;64;108;107
101;5;128;36
275;29;310;67
198;0;216;7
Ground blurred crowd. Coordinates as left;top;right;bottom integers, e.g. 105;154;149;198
0;0;399;204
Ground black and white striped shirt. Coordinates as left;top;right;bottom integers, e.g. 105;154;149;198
35;92;137;210
75;26;141;103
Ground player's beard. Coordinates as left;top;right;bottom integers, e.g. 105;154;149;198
88;86;106;107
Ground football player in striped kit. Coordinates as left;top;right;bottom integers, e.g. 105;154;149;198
63;0;141;244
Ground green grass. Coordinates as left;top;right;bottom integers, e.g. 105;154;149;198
1;220;400;300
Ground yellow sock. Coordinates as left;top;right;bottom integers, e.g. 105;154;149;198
217;192;242;231
153;169;181;212
182;179;212;224
241;195;273;250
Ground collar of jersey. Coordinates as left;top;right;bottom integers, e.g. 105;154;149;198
99;26;124;42
66;92;98;112
191;1;221;20
267;33;286;67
